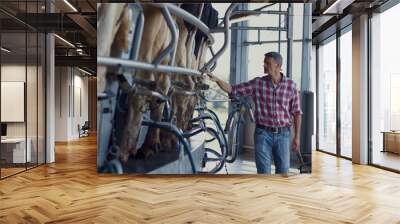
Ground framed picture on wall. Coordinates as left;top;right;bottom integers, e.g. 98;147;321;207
1;81;25;122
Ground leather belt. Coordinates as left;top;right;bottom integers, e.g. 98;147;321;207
256;124;291;133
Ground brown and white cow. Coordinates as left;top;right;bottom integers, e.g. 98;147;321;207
98;3;218;163
152;4;219;154
98;4;172;162
177;4;219;134
158;4;208;151
97;3;131;94
119;5;173;162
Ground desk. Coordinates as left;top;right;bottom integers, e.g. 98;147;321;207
1;138;31;163
382;131;400;154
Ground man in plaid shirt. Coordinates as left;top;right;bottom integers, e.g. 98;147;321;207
208;52;302;174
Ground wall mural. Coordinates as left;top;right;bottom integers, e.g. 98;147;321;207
97;3;312;175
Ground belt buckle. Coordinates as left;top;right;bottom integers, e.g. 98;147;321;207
271;127;279;133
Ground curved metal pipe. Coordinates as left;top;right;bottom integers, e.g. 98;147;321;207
98;56;202;77
209;61;217;72
201;3;239;72
152;3;214;45
153;5;179;65
172;89;198;96
216;3;277;27
134;87;169;102
130;3;144;61
142;120;197;174
204;127;226;173
182;127;205;139
108;159;124;174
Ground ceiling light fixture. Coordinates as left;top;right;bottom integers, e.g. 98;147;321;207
63;0;78;12
1;47;11;53
54;34;75;48
78;67;93;76
76;48;85;55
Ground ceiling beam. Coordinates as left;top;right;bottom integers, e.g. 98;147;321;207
55;55;96;69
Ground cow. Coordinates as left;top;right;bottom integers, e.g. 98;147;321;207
97;3;130;94
119;5;173;162
179;4;219;133
157;4;205;151
98;3;219;163
160;4;218;151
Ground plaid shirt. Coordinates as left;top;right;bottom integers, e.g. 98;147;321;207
229;74;302;127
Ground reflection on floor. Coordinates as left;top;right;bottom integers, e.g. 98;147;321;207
372;150;400;171
0;163;44;179
0;167;25;178
1;135;400;223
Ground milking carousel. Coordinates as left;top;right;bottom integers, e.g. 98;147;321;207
97;3;313;174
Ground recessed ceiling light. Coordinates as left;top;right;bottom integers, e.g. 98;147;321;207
78;67;93;76
1;47;11;53
54;34;75;48
63;0;78;12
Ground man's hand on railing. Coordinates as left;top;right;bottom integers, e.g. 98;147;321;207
206;72;232;94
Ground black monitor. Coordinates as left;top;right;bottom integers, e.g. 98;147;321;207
1;123;7;137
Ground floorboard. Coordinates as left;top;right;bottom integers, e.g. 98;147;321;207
1;134;400;223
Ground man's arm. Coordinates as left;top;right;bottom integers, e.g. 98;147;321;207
292;114;301;152
290;87;302;152
207;73;256;98
207;73;232;94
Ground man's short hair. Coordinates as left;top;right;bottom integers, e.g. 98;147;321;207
264;52;283;67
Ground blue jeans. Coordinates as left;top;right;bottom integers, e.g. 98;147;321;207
254;127;291;174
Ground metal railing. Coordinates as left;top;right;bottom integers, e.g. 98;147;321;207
98;3;238;76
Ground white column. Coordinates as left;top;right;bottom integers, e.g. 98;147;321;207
45;0;55;163
352;14;369;164
46;33;55;163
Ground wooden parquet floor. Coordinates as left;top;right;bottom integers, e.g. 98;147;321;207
1;135;400;223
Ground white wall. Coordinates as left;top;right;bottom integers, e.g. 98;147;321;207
1;64;46;164
55;67;89;141
55;66;69;141
1;65;26;139
1;65;42;136
72;72;89;138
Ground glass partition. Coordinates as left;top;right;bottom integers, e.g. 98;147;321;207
0;31;28;178
0;0;46;179
370;3;400;171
